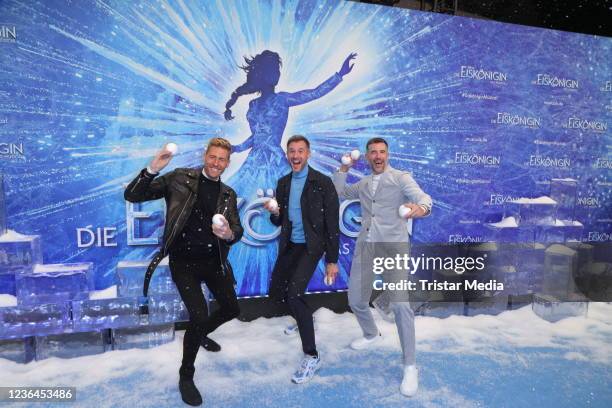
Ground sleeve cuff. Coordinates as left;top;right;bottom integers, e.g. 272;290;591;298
145;166;159;176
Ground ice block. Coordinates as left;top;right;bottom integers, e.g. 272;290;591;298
420;291;465;318
148;294;189;324
535;219;584;244
35;330;108;360
0;267;19;295
549;178;577;221
507;294;533;310
465;295;508;316
72;297;142;331
16;263;93;305
466;242;510;270
0;337;35;363
0;230;43;295
542;244;578;298
532;294;587;322
487;216;535;243
512;243;546;293
117;258;178;297
0;302;71;339
504;196;557;226
111;323;174;350
149;282;210;324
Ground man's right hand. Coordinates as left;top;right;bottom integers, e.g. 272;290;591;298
149;144;174;173
263;198;280;216
340;153;354;173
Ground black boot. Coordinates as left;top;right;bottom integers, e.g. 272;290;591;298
179;376;203;406
201;335;221;352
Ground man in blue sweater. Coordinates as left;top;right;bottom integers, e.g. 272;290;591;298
263;135;340;384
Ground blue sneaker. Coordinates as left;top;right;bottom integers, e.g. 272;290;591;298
291;353;321;384
284;316;315;336
284;322;299;336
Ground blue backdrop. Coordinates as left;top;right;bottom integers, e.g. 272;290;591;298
0;0;610;297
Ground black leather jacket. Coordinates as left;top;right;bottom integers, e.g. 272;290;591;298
124;167;243;295
270;166;340;263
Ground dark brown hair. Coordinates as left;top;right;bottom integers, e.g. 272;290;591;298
286;134;310;149
366;137;388;151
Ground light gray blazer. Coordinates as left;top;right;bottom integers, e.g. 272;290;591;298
333;166;432;243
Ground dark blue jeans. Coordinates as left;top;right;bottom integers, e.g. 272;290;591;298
269;242;322;357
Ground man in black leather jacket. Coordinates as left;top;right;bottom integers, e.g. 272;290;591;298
124;137;243;406
263;135;340;384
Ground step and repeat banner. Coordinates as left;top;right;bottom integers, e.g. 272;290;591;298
0;0;610;297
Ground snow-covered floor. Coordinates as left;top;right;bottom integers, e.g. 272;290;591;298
1;304;611;408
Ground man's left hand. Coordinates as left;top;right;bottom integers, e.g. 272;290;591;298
401;203;428;219
212;218;234;240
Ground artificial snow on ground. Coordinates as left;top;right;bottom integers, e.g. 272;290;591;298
1;303;611;408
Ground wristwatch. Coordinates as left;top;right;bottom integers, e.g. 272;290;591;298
419;205;430;215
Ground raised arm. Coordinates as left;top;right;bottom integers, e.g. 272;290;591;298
283;52;356;107
283;73;342;107
124;169;170;203
124;144;175;203
332;170;360;201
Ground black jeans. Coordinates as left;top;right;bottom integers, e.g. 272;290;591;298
170;257;240;379
269;242;322;356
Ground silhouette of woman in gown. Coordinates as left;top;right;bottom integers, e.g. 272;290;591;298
224;51;356;295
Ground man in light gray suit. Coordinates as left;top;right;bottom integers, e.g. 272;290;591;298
333;137;432;397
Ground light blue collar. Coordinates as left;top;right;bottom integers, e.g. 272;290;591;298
292;165;309;179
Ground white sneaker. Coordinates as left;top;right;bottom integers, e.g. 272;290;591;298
349;333;382;350
400;365;419;397
291;353;321;384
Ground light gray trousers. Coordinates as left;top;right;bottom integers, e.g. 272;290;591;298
348;241;416;366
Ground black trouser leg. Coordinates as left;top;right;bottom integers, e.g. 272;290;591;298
199;266;240;336
270;243;322;356
170;258;239;379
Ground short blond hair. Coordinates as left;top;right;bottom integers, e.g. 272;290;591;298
207;137;232;153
